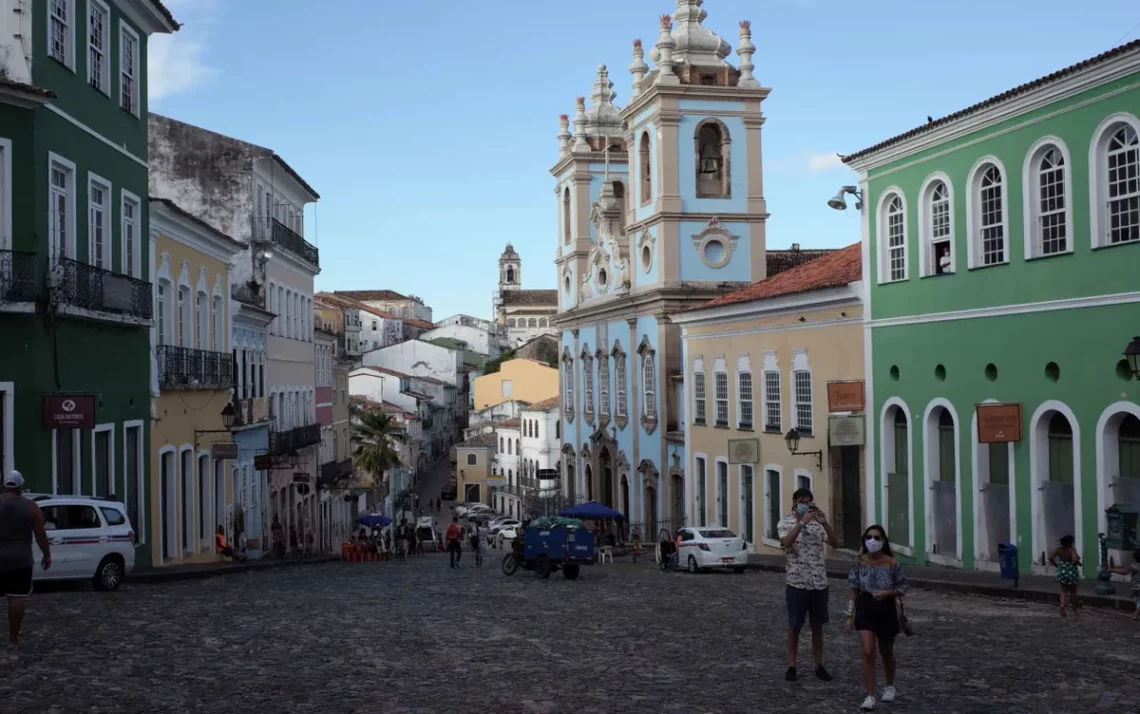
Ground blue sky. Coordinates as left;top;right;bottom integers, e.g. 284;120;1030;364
150;0;1139;321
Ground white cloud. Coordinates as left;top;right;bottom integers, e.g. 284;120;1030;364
807;152;845;172
767;151;849;176
147;0;221;101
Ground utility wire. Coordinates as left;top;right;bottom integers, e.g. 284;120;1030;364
1115;17;1140;45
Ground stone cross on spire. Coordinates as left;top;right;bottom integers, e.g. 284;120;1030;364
737;21;759;88
629;39;648;98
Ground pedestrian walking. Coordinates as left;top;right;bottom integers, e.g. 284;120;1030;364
215;526;247;562
436;497;441;512
0;471;52;652
846;524;909;711
1049;535;1082;619
631;532;641;563
408;527;419;559
395;519;411;561
446;517;463;568
1110;548;1140;620
472;526;485;568
777;487;840;682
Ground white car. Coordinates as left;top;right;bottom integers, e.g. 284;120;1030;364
455;502;490;517
27;494;136;591
676;527;749;573
489;519;521;535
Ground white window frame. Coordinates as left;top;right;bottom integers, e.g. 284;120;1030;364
614;349;627;418
794;468;814;494
762;463;783;548
48;153;77;262
1088;113;1140;250
692;357;706;425
122;419;146;543
86;173;112;270
562;357;575;414
965;156;1009;268
52;429;81;495
47;0;75;70
714;457;730;527
177;284;192;348
121;189;141;277
642;351;657;418
597;353;610;416
736;354;753;430
917;172;954;277
195;289;209;350
118;21;141;116
90;423;115;497
1020;137;1074;260
156;278;173;345
791;348;813;436
212;292;224;351
582;351;594;416
876;188;908;283
761;350;781;433
713;369;729;427
86;0;110;94
0;382;13;476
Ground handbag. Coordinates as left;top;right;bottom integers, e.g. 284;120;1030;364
897;600;915;637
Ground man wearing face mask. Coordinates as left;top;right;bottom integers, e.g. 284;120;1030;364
777;488;841;682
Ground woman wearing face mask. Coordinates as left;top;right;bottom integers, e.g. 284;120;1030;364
846;525;909;711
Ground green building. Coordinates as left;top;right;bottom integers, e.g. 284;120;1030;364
0;1;177;561
843;40;1140;576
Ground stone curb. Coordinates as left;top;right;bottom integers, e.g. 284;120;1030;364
742;561;1136;612
127;555;341;584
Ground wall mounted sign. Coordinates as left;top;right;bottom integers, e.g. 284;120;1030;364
829;415;866;446
292;472;311;484
827;381;865;413
976;403;1022;443
212;443;239;460
42;395;96;429
728;439;759;464
254;454;274;471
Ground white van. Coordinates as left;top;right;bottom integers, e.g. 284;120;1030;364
27;494;136;591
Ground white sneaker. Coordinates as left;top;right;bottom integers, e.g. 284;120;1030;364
881;686;896;702
860;695;876;711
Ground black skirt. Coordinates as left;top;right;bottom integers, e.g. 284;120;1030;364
853;591;900;639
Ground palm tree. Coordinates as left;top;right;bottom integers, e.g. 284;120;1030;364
351;409;405;483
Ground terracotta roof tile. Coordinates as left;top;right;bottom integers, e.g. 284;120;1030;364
501;289;558;306
458;433;498;449
523;396;560;411
498;418;521;428
844;39;1140;164
334;289;408;302
694;243;861;311
767;248;836;277
405;318;434;330
315;293;398;320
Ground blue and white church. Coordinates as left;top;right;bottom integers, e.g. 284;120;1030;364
553;0;771;534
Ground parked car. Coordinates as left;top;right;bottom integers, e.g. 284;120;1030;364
490;519;521;535
27;494;136;591
676;527;749;573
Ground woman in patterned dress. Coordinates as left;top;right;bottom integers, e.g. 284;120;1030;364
1049;535;1082;619
846;525;909;712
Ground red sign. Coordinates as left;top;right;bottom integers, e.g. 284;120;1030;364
42;395;96;429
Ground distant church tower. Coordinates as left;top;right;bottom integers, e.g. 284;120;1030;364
499;243;521;292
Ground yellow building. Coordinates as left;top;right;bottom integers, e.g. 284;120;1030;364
455;432;496;503
671;244;867;555
148;199;245;566
473;358;558;411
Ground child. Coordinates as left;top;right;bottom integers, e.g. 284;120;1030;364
1049;535;1082;619
1110;548;1140;621
631;532;641;563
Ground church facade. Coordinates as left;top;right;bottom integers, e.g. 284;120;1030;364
552;0;772;535
493;244;558;347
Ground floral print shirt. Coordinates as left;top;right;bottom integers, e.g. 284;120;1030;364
848;558;910;596
777;513;829;591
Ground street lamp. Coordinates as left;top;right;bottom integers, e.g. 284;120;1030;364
194;403;238;448
784;428;823;470
1124;336;1140;378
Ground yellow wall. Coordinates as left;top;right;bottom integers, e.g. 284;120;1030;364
684;303;866;555
149;231;234;566
473;359;558;410
457;447;492;503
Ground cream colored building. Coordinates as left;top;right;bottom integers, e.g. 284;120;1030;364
671;245;867;555
456;432;496;504
473;359;559;411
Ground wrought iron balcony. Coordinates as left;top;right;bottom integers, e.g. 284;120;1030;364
319;458;353;489
255;218;319;268
270;423;322;456
157;345;235;390
0;250;36;302
55;256;152;320
232;397;270;427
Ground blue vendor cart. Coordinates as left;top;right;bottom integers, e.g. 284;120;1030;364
501;518;595;580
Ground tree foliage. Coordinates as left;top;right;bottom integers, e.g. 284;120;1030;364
351;409;405;480
483;349;517;375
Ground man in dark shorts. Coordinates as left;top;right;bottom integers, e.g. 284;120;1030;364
0;471;52;651
777;487;841;682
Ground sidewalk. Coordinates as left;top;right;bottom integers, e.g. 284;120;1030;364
128;555;339;584
745;553;1136;612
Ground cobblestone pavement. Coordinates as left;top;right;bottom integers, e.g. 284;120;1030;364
4;555;1138;714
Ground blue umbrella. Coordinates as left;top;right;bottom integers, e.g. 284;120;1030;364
559;501;624;520
355;514;391;528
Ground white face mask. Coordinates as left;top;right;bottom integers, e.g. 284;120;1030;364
864;538;884;554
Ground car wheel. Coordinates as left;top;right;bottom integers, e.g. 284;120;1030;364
93;556;124;592
687;555;699;574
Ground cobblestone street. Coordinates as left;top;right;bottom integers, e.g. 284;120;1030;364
5;556;1138;714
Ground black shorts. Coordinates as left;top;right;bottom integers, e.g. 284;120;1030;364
853;592;899;641
0;566;33;598
786;585;829;631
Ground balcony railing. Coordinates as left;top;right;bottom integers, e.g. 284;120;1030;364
157;345;234;390
55;256;152;320
319;458;353;488
233;397;270;427
0;250;36;302
231;281;266;310
255;218;319;268
270;423;322;456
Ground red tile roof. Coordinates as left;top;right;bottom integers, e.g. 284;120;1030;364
499;418;521;428
844;39;1140;164
335;289;408;301
523;396;560;412
314;293;399;320
693;243;861;311
501;289;558;306
405;318;434;330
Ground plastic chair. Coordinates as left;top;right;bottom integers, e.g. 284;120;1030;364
598;545;613;564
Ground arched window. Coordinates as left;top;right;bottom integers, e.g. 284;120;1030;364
562;187;572;245
1024;141;1071;258
177;285;191;347
212;294;223;350
695;121;729;198
506;266;515;283
612;181;625;199
499;436;504;452
539;318;547;327
195;290;208;350
968;160;1007;267
515;439;520;454
156;279;172;345
598;354;610;416
879;192;907;282
583;352;595;419
642;352;657;419
1092;119;1140;247
507;318;516;328
639;132;652;206
555;421;561;439
528;318;537;328
920;176;953;276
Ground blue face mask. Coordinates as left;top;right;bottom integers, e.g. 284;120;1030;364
795;503;810;515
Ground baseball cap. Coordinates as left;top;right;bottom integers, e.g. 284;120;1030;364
4;470;24;488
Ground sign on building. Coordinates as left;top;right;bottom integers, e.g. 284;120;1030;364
254;454;274;471
976;403;1022;443
42;395;96;429
727;439;759;464
828;415;865;446
826;380;865;413
293;472;311;484
212;443;239;460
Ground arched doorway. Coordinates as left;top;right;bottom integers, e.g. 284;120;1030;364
620;475;630;519
924;402;959;562
973;400;1014;568
644;484;657;539
1031;403;1080;570
600;449;613;508
883;403;912;549
1096;406;1140;533
585;465;593;502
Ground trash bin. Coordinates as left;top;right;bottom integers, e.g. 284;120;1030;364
997;541;1019;587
